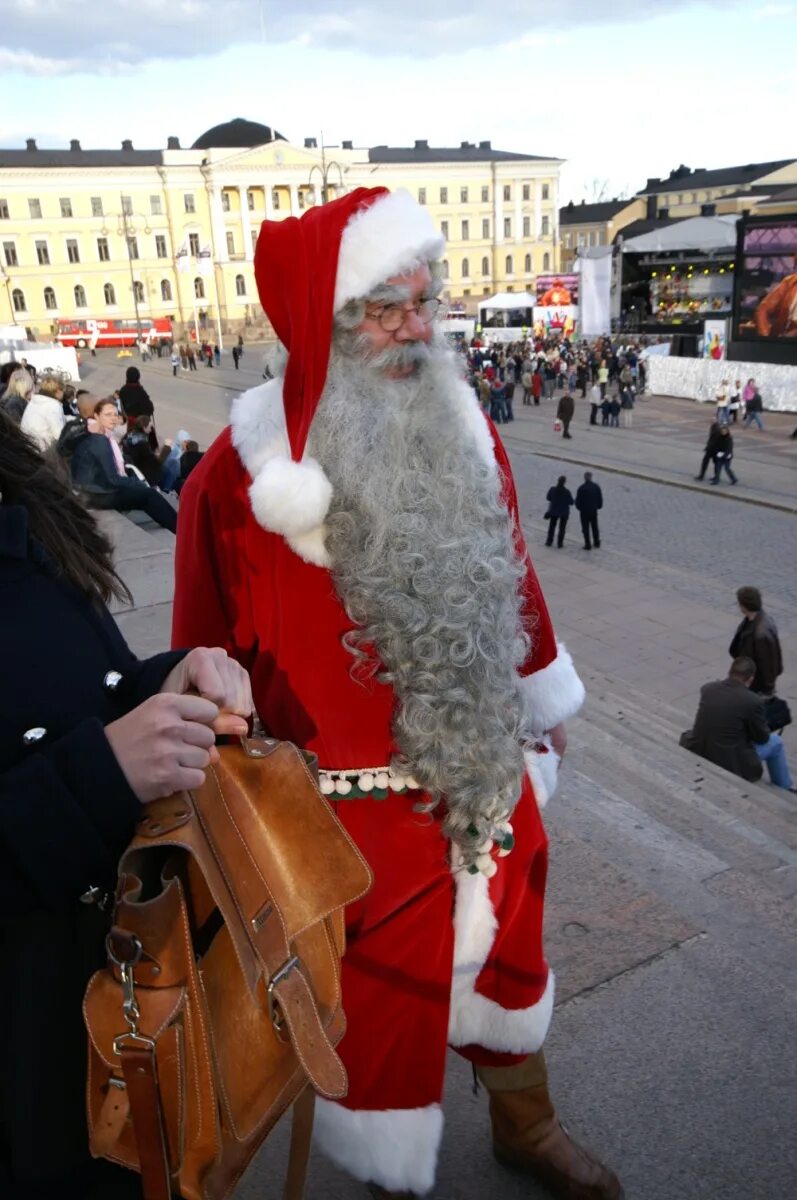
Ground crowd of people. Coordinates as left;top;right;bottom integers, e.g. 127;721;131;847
0;362;204;534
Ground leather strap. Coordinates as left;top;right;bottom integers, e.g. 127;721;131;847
120;1043;172;1200
90;1078;130;1159
282;1086;315;1200
272;967;348;1100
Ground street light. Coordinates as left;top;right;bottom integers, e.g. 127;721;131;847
102;195;151;356
307;133;346;205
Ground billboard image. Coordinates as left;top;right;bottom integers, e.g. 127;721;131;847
533;306;578;339
734;218;797;341
535;274;579;306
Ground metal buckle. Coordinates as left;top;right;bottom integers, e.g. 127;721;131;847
106;933;149;1054
113;1030;157;1056
266;955;299;1028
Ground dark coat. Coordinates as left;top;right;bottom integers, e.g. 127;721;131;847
70;428;128;494
679;677;770;782
0;503;184;1191
556;393;575;420
575;481;603;514
704;421;723;453
124;428;169;485
713;431;734;460
118;381;153;420
729;611;783;695
545;484;574;519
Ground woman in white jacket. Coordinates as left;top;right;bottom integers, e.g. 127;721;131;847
20;376;66;451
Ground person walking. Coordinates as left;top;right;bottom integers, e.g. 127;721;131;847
620;386;635;427
715;381;731;426
171;347;181;377
729;379;742;423
608;394;621;428
589;381;601;426
695;419;723;481
232;344;241;370
545;475;574;547
556;391;575;439
521;364;533;405
729;586;783;698
742;383;764;430
214;344;221;367
710;426;737;485
575;471;603;550
597;359;609;398
531;366;543;406
187;345;197;371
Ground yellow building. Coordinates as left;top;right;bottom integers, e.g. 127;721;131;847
0;119;564;339
636;159;797;221
559;198;646;271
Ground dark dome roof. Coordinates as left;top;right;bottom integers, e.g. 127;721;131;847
192;117;286;150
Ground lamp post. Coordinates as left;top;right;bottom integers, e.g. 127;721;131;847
307;133;345;205
102;196;151;356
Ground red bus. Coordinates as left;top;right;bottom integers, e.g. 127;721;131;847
55;317;173;349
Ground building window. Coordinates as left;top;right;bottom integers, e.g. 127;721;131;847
74;284;87;307
251;229;258;253
460;187;468;203
543;252;550;270
133;280;145;303
524;253;532;272
235;274;246;296
589;231;597;246
188;233;200;256
149;195;162;216
523;216;530;238
564;233;572;248
440;187;448;204
461;219;469;240
503;185;511;202
127;236;139;260
221;191;231;212
184;193;196;214
578;232;587;247
194;277;205;299
226;231;235;256
482;218;490;239
59;198;73;218
523;184;530;201
0;199;8;219
418;187;426;205
481;186;489;203
97;237;110;261
541;216;550;236
542;184;550;200
104;282;116;306
505;254;513;274
121;195;133;216
3;241;17;267
12;288;26;312
462;258;470;278
503;217;511;238
441;220;449;239
442;258;449;278
35;240;50;265
297;190;305;211
66;238;80;263
91;196;103;217
481;256;489;277
155;234;167;258
463;289;470;297
28;198;42;219
247;190;255;211
158;279;170;301
44;286;57;310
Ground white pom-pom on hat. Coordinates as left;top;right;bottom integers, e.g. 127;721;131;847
248;455;332;539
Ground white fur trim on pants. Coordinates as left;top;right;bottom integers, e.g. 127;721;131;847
314;1098;444;1195
448;861;555;1053
520;643;585;735
525;741;561;810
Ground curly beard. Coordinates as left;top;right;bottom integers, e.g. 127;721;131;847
308;333;533;866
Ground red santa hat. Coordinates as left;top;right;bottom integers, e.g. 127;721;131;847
233;188;445;561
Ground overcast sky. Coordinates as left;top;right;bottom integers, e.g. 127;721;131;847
1;1;795;202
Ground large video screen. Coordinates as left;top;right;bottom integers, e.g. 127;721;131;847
535;274;579;306
734;218;797;342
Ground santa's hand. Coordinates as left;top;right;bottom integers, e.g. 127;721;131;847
546;722;567;761
161;648;253;736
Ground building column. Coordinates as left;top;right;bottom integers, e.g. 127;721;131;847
239;186;253;261
208;184;229;264
265;182;274;220
289;184;299;217
534;183;542;245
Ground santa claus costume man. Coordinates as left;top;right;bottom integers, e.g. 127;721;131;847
173;187;622;1200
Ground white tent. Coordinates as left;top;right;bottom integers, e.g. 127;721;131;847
478;291;535;310
621;215;738;254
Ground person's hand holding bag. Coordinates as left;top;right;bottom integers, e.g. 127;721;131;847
159;645;253;736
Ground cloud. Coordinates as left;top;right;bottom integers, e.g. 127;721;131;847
2;0;738;75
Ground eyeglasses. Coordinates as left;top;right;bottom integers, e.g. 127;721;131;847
365;297;444;332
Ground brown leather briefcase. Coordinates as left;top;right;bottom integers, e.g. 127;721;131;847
83;731;372;1200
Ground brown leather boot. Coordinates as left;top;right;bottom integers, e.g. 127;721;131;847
476;1052;623;1200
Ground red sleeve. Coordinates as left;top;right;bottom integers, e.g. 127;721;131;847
489;422;585;733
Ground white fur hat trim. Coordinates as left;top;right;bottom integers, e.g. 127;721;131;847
334;189;446;310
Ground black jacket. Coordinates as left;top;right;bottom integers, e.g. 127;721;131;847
680;677;770;782
729;611;783;695
545;484;574;519
118;381;153;420
0;503;184;1188
124;428;169;484
575;481;603;514
70;429;128;494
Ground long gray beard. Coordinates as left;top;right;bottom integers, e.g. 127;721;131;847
308;339;534;866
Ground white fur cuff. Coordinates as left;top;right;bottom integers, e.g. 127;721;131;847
525;742;560;810
519;644;585;735
448;969;555;1054
314;1098;444;1195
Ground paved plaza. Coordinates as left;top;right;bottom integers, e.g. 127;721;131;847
82;348;796;1199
